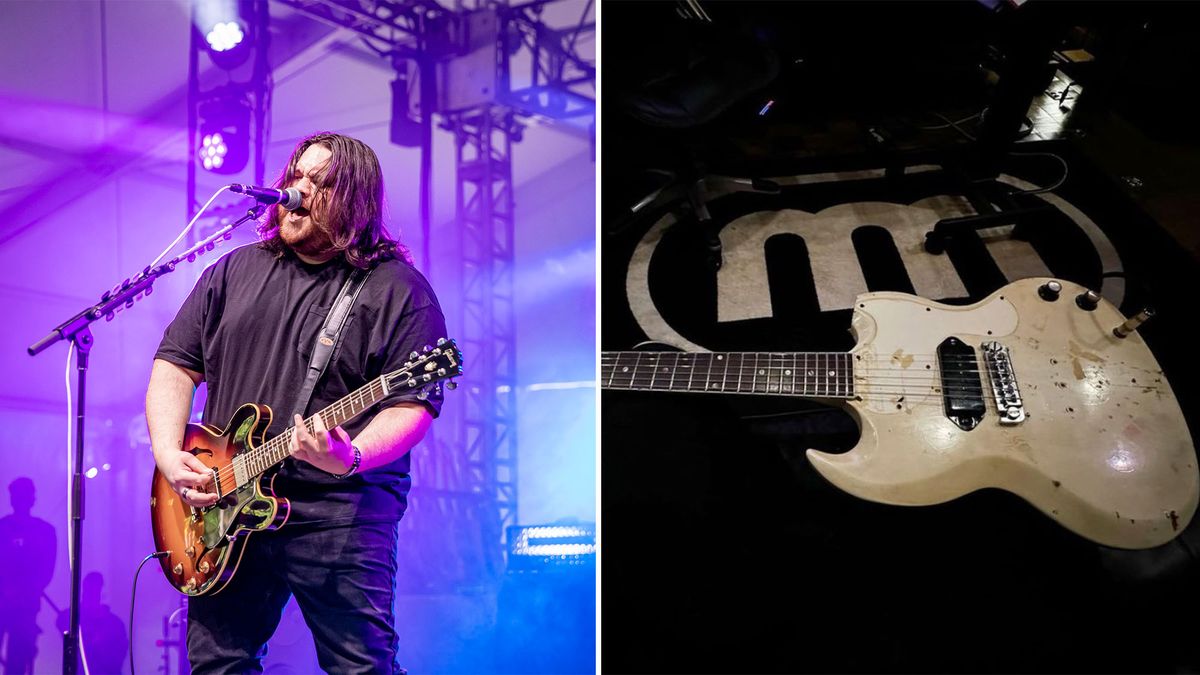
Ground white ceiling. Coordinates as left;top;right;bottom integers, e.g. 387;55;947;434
0;0;595;248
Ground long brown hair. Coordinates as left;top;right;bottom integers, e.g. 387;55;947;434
258;132;412;267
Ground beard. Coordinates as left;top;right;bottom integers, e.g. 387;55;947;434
277;207;334;258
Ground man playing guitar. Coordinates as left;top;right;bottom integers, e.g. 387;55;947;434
147;132;446;674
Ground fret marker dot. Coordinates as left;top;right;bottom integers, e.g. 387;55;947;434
828;370;835;377
716;355;723;360
622;367;629;372
784;370;792;375
808;371;815;377
758;370;765;375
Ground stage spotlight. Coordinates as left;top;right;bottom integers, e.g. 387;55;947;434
206;21;245;52
506;523;596;571
196;0;255;70
198;96;250;174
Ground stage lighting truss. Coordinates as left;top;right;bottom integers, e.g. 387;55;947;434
198;95;252;175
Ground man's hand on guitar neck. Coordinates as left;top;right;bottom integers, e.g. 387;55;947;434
290;413;356;477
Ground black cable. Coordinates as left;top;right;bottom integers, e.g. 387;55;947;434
130;552;170;675
1003;151;1070;195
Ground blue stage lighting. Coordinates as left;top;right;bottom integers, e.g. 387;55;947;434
506;523;596;571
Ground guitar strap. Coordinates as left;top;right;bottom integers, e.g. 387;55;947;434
291;265;375;420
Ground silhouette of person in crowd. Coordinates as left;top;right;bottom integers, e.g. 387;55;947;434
56;572;127;675
0;477;57;674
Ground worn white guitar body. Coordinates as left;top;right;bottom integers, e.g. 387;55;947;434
813;278;1197;549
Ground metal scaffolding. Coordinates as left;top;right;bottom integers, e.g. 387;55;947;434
449;105;519;539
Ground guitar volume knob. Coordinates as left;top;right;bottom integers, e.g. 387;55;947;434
1038;281;1061;301
1075;290;1101;311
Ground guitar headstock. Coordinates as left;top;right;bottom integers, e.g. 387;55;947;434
386;338;463;400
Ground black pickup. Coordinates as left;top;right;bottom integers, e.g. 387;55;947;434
937;337;985;431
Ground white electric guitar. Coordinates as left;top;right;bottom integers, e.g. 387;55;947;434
602;278;1198;549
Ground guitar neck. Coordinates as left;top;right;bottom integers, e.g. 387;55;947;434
233;376;391;485
601;351;857;399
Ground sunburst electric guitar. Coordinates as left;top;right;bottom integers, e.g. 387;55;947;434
151;339;463;595
602;278;1198;549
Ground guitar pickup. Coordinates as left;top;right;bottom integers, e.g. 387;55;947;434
937;337;985;431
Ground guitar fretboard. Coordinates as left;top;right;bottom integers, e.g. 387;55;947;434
601;351;856;398
230;375;392;489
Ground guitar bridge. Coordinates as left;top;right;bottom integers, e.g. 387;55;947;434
982;341;1026;425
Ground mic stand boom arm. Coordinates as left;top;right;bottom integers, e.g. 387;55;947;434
24;204;264;675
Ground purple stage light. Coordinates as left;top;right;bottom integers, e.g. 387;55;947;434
205;21;245;52
200;133;229;171
197;97;249;173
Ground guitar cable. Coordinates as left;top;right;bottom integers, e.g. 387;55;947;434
129;551;171;675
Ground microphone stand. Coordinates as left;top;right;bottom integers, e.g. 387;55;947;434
26;204;265;675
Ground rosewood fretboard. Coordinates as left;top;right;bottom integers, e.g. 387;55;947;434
601;351;856;399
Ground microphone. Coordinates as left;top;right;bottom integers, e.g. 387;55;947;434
229;184;303;211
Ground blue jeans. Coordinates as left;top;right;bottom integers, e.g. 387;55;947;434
186;520;400;674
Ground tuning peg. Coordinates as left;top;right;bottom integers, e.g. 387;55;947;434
423;344;432;352
417;389;429;401
437;337;447;345
407;378;417;387
423;374;432;382
437;368;447;377
446;380;457;390
409;351;419;359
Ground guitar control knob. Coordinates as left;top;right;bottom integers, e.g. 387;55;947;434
172;563;183;575
1038;280;1062;301
437;337;447;345
1006;407;1022;420
1075;290;1101;312
446;380;457;390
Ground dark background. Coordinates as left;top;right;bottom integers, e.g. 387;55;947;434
601;2;1200;673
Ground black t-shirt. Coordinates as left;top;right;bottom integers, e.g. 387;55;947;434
155;244;447;526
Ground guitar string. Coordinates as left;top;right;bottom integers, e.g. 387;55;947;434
203;370;409;495
197;343;460;500
604;371;1157;387
603;387;1007;402
203;374;395;494
601;352;1011;361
